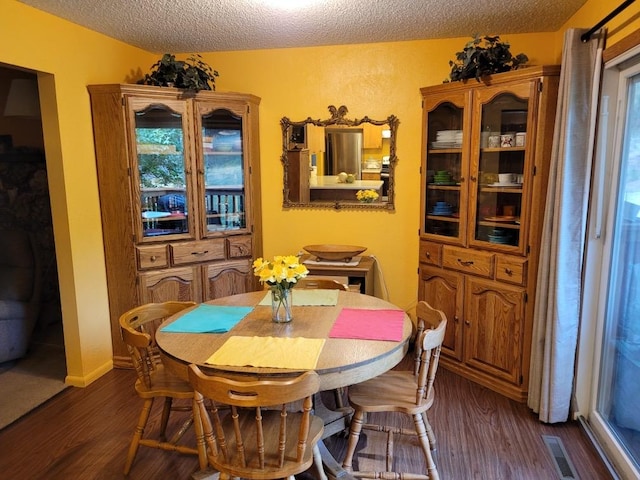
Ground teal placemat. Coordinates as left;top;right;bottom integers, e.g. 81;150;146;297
160;304;253;333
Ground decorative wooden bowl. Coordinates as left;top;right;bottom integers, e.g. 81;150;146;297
303;244;367;262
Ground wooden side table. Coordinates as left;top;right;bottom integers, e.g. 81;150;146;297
301;254;375;296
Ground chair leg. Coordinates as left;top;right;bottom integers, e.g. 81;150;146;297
192;394;210;471
342;409;365;472
421;412;436;451
160;397;173;441
124;398;154;475
412;413;439;480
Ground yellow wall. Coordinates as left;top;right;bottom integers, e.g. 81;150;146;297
1;0;639;386
1;1;157;385
558;0;640;47
199;34;557;314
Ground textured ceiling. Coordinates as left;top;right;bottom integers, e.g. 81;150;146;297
18;0;589;53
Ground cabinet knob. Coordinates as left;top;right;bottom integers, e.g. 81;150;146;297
469;176;477;182
150;255;157;262
457;258;474;267
454;315;460;323
504;268;513;276
465;320;471;326
459;177;465;183
191;250;210;256
425;252;431;258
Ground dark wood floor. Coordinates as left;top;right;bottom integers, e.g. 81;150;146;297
0;354;612;480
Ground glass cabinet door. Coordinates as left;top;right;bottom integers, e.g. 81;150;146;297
423;94;469;244
197;103;248;235
129;99;193;240
470;85;531;252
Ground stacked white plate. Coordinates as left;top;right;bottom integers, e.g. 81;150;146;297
488;182;522;187
432;130;462;148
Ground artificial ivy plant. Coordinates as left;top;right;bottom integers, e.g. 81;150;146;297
446;34;528;83
138;53;219;92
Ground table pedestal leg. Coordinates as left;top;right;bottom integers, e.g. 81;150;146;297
314;392;355;480
190;467;219;480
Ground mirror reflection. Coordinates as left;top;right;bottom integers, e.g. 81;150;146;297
281;105;399;210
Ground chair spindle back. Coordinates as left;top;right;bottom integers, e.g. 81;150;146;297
120;301;197;388
413;301;447;406
188;366;323;477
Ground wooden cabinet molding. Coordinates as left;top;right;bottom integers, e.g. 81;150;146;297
88;84;263;366
417;66;560;402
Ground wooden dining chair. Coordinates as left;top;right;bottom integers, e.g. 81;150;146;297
341;301;447;480
188;366;326;480
296;277;348;290
119;301;208;475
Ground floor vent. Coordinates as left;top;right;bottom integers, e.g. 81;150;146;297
542;435;579;479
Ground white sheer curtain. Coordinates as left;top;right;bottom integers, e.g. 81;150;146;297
528;28;606;423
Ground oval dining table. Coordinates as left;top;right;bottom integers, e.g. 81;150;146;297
155;289;413;480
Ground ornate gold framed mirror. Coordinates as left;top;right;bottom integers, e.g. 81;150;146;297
280;105;399;210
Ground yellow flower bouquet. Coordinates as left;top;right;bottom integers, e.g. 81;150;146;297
356;189;379;203
253;255;308;322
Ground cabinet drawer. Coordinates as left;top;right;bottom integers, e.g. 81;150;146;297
419;241;442;266
227;235;253;258
496;256;527;285
170;239;225;265
442;246;494;278
136;245;168;269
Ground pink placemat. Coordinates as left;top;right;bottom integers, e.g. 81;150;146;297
329;308;405;341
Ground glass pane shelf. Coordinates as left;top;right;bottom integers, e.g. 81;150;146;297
481;146;525;153
477;221;520;229
428;148;463;154
480;185;523;192
426;215;459;222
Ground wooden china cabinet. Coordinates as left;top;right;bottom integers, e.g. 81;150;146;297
418;66;560;401
88;84;263;366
